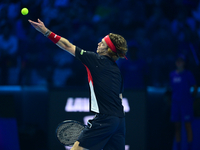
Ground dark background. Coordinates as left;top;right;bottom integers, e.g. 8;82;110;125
0;0;200;87
0;0;200;150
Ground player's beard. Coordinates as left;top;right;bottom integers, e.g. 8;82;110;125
97;48;107;55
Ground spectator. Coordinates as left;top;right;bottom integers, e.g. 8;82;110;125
1;0;200;87
169;55;197;150
0;24;19;85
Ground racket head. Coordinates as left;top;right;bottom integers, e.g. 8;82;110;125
56;120;86;146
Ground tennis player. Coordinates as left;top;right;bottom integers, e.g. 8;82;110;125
170;55;197;150
29;19;128;150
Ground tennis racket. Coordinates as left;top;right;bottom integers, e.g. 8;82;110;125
56;120;86;146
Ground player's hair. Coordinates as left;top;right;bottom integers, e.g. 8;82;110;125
107;33;128;61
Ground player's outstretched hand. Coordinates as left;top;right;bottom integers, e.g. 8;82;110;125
28;19;48;35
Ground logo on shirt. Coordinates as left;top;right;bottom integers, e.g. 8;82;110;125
80;50;86;55
173;77;181;83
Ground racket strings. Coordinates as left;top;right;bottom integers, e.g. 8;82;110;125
57;122;85;145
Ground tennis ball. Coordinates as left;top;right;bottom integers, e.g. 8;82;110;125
21;8;29;15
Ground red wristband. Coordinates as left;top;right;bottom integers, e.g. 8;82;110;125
48;32;61;44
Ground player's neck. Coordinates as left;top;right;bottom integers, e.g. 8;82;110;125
99;52;110;57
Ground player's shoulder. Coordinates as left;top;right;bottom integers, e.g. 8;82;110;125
100;55;118;67
76;47;98;57
99;55;110;60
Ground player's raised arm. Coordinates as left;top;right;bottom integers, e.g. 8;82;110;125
28;19;75;56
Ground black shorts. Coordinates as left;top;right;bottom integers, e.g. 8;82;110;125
78;114;126;150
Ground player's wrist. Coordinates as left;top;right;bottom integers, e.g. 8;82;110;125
46;31;61;44
44;29;51;37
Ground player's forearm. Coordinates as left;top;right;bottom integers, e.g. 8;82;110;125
44;30;76;56
28;19;76;56
56;37;76;56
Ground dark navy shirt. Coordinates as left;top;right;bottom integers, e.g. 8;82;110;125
170;70;196;102
75;47;124;117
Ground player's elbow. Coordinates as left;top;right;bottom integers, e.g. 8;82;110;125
65;44;76;56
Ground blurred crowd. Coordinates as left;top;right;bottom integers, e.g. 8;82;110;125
0;0;200;88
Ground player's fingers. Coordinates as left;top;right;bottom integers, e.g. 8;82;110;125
28;20;36;24
29;20;40;26
32;24;38;27
28;20;34;24
30;23;37;28
38;18;42;23
29;21;39;28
